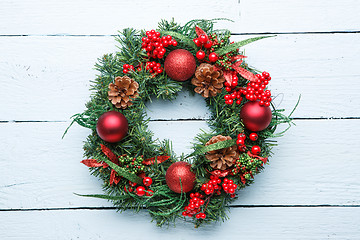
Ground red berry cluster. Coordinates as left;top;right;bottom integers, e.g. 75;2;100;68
141;30;177;59
193;34;218;62
224;71;272;106
224;77;242;105
122;64;135;74
236;133;247;152
241;71;272;106
222;178;238;198
124;177;154;197
201;175;222;195
182;192;206;219
145;61;163;74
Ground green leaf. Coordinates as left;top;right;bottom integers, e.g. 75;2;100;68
101;157;143;184
215;35;274;56
74;193;131;200
159;30;197;50
186;139;237;159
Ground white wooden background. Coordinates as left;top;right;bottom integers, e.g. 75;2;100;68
1;0;360;239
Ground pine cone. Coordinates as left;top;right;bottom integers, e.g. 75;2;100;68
108;76;139;109
205;135;239;170
191;63;225;98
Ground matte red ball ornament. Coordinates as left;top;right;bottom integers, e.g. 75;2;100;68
240;101;272;132
165;161;196;193
164;49;196;82
96;111;128;143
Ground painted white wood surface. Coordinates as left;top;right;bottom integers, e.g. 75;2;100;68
1;34;360;121
1;208;359;239
0;0;359;35
1;119;360;210
1;0;360;239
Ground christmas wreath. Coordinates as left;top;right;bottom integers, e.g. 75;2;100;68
65;19;296;227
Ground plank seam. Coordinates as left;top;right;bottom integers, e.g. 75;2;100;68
0;30;359;37
1;205;359;212
1;117;360;124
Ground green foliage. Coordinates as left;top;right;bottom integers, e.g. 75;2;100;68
66;19;295;227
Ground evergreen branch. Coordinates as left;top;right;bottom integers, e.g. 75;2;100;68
215;36;274;56
186;139;237;159
74;193;131;201
100;156;143;184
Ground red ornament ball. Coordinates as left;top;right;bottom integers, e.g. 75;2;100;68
96;111;128;143
165;161;196;193
164;49;196;82
240;101;272;132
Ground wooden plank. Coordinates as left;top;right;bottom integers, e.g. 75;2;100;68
1;34;360;121
0;207;359;239
0;0;359;35
0;119;359;209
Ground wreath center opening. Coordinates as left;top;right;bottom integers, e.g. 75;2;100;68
146;90;210;156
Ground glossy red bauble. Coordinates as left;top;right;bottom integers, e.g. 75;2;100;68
164;49;196;82
240;101;272;132
165;161;196;193
96;111;128;143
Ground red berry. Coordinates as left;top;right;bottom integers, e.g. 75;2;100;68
231;80;238;86
143;177;153;186
208;52;218;62
204;41;212;49
251;145;261;155
193;38;202;47
129;181;137;187
262;71;270;78
196;50;206;60
123;69;128;74
199;35;208;43
146;189;154;196
236;100;241;104
225;87;231;92
123;64;130;69
224;95;230;100
172;40;178;46
236;139;244;145
249;133;258;141
136;186;146;196
237;133;246;139
228;99;233;104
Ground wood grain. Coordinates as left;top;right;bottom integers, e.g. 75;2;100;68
1;34;359;121
1;207;359;239
0;0;359;35
1;119;359;209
